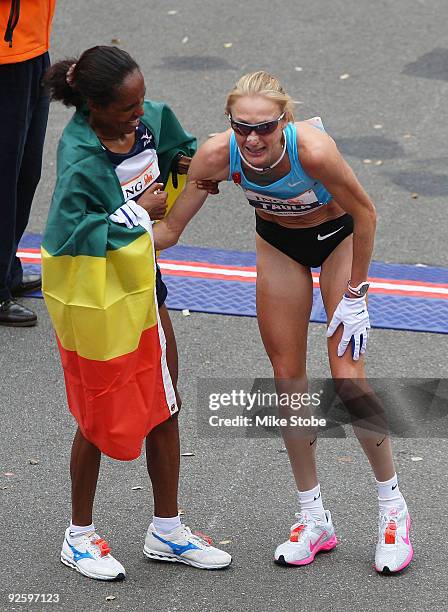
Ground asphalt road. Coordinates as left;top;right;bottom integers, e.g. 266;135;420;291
1;1;447;611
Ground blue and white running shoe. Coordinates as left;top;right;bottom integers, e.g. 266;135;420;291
61;528;126;581
143;523;232;569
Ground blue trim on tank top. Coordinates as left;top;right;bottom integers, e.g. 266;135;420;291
227;122;332;205
228;123;300;188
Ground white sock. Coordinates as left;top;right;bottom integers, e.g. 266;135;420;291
69;521;95;538
297;483;326;518
375;473;406;514
153;515;181;534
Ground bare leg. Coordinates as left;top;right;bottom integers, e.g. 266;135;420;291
145;305;180;517
70;427;101;526
256;234;317;491
320;235;395;481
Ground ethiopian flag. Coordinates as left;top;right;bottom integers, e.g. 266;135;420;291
42;101;196;460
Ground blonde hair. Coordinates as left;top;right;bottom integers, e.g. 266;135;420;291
225;71;295;122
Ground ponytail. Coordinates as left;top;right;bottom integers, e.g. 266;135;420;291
43;46;140;109
43;57;83;108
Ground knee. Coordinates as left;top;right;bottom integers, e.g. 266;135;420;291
272;360;306;381
147;414;179;441
330;351;365;380
272;364;308;402
331;365;360;381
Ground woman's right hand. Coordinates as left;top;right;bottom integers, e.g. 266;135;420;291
138;182;168;220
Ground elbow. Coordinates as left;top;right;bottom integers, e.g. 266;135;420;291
167;226;181;249
357;201;376;229
367;202;377;229
157;231;180;251
167;234;180;249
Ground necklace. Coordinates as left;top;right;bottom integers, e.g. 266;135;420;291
237;133;287;173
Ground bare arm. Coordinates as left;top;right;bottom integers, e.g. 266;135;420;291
153;179;208;250
153;132;230;250
300;126;376;286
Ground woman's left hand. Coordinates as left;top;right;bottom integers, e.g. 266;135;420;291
327;295;371;360
195;179;220;194
176;156;220;193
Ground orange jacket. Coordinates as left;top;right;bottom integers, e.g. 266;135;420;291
0;0;56;64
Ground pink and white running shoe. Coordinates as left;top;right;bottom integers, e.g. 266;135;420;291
375;506;413;574
274;511;337;566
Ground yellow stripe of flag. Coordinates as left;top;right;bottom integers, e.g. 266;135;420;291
42;233;158;361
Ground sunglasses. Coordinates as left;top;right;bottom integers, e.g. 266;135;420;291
228;112;285;136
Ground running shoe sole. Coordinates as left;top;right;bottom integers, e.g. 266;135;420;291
375;545;414;574
143;546;231;570
0;319;37;327
60;551;125;581
275;535;338;566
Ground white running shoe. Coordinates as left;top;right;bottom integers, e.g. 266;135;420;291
274;511;337;566
375;506;413;573
61;528;126;581
143;523;232;569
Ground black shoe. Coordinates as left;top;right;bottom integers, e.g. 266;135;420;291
11;274;42;296
0;299;37;327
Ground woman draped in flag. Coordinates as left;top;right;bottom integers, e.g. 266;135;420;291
42;46;231;581
151;71;413;574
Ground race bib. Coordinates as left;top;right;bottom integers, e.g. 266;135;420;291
116;150;160;202
244;187;323;216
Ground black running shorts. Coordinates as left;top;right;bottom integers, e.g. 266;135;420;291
255;213;354;268
156;264;168;307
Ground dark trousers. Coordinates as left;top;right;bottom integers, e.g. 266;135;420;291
0;52;50;301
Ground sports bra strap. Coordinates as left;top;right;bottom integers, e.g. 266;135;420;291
285;123;299;166
228;132;240;181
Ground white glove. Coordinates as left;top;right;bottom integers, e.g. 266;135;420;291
109;200;152;233
326;295;371;360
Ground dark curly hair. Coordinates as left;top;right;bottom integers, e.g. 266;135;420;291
43;46;140;109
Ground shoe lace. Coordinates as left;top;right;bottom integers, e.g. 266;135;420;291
378;509;398;543
290;512;318;541
181;525;212;548
82;532;111;557
92;537;111;557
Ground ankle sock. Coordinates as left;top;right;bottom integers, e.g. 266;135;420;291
69;521;95;538
153;514;181;534
297;483;326;517
375;473;406;514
